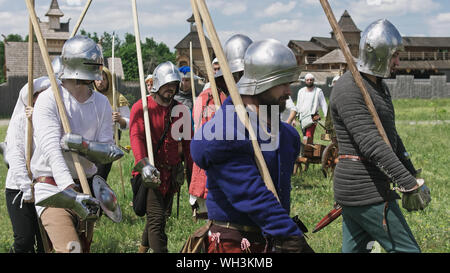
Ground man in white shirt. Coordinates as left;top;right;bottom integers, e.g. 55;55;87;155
31;36;123;253
287;73;327;143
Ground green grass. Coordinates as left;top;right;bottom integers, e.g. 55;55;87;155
0;98;449;253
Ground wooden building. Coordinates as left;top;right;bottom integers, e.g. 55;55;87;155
174;14;214;79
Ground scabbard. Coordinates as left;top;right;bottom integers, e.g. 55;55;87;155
312;204;342;233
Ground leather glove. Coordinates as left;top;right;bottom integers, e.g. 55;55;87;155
133;157;161;189
61;133;124;164
396;178;431;212
273;235;314;253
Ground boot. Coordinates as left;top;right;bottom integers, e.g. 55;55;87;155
138;245;149;253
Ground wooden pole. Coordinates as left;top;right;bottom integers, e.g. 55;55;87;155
26;0;34;179
70;0;93;38
190;0;221;109
111;33;126;196
25;0;92;196
195;0;279;201
131;0;155;165
319;0;391;148
189;41;196;103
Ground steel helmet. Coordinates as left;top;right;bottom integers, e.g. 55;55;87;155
237;39;300;95
357;19;404;78
215;34;253;78
151;61;181;93
60;35;103;81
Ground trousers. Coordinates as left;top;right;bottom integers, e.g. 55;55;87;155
5;188;44;253
341;200;421;253
141;188;174;253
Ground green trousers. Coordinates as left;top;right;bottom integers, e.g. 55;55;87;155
341;200;421;253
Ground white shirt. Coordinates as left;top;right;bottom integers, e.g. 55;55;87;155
295;86;328;118
280;96;296;122
5;77;53;203
31;85;113;215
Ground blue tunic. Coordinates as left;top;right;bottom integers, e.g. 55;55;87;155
190;97;302;237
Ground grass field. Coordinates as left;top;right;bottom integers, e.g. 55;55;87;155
0;98;449;253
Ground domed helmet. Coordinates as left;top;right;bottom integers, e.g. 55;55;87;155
60;35;103;81
215;34;253;78
357;19;404;78
237;39;300;95
151;61;181;93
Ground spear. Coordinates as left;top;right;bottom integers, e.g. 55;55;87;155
111;32;126;197
190;0;221;109
25;0;94;250
26;0;34;179
313;0;393;232
70;0;93;38
194;0;279;202
130;0;155;166
26;0;52;253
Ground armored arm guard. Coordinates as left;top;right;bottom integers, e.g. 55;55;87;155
133;157;161;189
61;133;124;164
36;187;100;220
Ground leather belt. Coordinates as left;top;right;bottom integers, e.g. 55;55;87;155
338;155;366;161
211;220;261;233
35;176;57;186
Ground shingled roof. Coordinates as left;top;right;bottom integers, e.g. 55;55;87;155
175;31;212;49
45;0;64;17
335;10;360;33
289;40;328;52
402;37;450;48
313;48;357;64
310;37;339;50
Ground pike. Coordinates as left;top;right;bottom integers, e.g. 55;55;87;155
313;0;393;232
70;0;93;38
26;0;52;253
193;0;279;202
190;0;221;110
111;32;126;197
130;0;155;167
25;0;95;252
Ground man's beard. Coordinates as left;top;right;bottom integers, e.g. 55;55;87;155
257;92;288;114
306;82;314;88
157;92;175;104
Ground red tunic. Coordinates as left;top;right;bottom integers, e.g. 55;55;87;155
130;95;193;196
189;88;227;199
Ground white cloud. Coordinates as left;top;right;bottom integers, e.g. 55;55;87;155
66;0;82;6
427;12;450;36
262;1;297;17
207;0;247;16
260;19;302;34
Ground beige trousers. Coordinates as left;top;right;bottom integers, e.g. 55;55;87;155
40;207;81;253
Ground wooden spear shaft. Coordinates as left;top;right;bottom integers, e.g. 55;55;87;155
195;0;279;201
319;0;391;148
111;33;126;196
190;0;221;109
189;41;196;103
70;0;93;38
131;0;155;165
26;0;34;179
25;0;92;196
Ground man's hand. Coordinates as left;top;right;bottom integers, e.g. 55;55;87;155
133;158;161;189
273;236;314;253
395;178;431;212
312;114;321;121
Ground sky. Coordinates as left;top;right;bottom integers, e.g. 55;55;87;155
0;0;449;51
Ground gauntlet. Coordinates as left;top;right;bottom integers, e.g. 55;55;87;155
61;133;124;164
133;157;161;189
36;187;100;220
